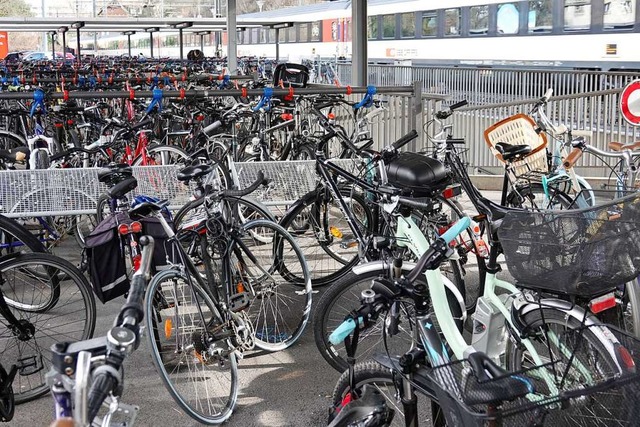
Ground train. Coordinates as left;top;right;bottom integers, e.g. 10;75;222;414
82;0;640;70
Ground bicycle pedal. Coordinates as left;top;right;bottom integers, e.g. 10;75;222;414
229;292;251;312
17;354;43;376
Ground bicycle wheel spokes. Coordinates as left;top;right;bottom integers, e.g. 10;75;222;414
146;270;238;424
235;219;312;351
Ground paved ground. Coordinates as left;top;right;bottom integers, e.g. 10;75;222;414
9;193;499;427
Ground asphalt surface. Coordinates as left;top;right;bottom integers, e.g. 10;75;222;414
8;193;495;427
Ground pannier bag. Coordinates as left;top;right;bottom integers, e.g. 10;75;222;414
273;63;309;88
84;213;128;303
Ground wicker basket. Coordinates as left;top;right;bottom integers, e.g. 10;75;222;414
484;114;548;178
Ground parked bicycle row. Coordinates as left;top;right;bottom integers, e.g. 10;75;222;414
2;80;640;426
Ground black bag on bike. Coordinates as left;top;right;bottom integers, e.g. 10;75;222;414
141;213;178;271
84;214;129;303
273;63;309;88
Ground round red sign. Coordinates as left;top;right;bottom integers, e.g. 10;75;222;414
620;80;640;126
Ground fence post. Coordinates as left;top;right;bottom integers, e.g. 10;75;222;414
410;80;422;151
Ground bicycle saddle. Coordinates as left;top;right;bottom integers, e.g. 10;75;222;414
494;142;532;162
98;164;133;185
106;175;138;200
129;199;170;219
462;352;534;406
177;163;214;182
0;146;29;163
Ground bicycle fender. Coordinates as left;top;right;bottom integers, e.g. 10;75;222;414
516;297;626;374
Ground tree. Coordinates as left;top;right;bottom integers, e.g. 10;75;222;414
0;0;38;52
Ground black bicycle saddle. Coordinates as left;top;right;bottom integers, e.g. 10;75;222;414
177;163;214;182
98;164;133;185
494;142;532;162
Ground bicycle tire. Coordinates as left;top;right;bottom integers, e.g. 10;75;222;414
0;131;26;152
232;219;312;351
624;278;640;338
0;215;47;255
313;267;464;372
331;360;444;427
132;144;190;166
0;253;96;404
278;188;374;287
145;268;238;425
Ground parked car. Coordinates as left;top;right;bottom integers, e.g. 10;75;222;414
3;51;28;62
23;52;50;61
54;52;75;60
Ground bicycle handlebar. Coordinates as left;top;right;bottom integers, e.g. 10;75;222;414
329;217;470;345
391;130;418;151
221;171;267;198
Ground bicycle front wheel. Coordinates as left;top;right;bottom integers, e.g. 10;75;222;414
132;144;190;166
0;253;96;403
145;269;238;425
233;219;312;351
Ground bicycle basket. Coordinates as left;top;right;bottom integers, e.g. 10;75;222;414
429;326;640;426
498;192;640;296
484;114;548;178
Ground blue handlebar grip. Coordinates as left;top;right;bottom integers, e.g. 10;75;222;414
328;317;362;345
440;217;471;245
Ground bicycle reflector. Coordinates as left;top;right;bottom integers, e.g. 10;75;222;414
118;221;143;235
589;292;616;314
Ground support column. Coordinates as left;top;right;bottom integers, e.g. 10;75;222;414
275;29;280;62
179;28;184;62
76;28;81;65
351;0;367;86
50;32;56;60
227;0;237;74
60;29;67;60
150;32;154;58
127;34;132;57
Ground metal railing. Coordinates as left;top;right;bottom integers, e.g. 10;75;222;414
337;63;640;106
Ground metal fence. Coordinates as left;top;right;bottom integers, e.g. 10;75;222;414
337;63;640;106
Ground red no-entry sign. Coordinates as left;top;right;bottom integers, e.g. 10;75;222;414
620;80;640;126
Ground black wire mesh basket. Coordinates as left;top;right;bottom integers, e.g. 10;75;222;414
429;325;640;426
497;191;640;296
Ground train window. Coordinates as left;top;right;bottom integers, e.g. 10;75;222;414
279;28;286;43
422;11;437;37
260;29;267;44
444;8;460;35
299;23;309;42
497;3;520;34
529;0;553;32
269;29;276;43
368;16;378;39
469;5;489;34
311;21;321;41
604;0;635;28
564;0;591;30
382;15;396;38
401;13;415;38
287;26;296;43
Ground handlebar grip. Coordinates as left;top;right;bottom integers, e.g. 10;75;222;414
563;147;583;169
609;141;624;152
87;372;117;422
203;120;222;137
440;217;471;245
222;171;266;198
129;117;153;133
449;100;468;111
328;317;362;345
543;88;553;102
391;130;418;151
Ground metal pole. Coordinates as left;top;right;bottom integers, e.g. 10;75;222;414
227;0;237;74
275;29;280;62
61;31;66;59
92;0;97;55
51;34;55;60
149;32;154;58
200;34;204;52
127;34;132;57
179;28;184;62
41;0;46;52
352;0;367;86
76;28;81;65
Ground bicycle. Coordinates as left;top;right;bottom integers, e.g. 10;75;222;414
136;170;311;424
47;236;154;426
328;214;640;426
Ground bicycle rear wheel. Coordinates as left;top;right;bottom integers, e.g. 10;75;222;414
0;253;96;403
232;219;312;351
145;269;238;425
